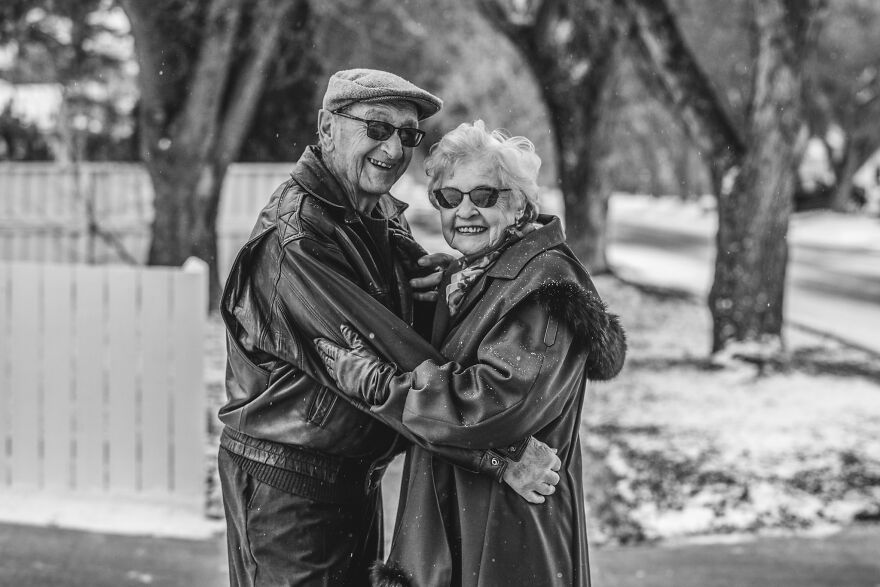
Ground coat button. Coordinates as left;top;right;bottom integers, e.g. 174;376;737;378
509;445;517;452
491;458;500;466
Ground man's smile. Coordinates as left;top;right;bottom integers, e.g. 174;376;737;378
367;157;393;170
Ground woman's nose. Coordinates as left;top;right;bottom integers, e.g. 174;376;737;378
455;196;478;217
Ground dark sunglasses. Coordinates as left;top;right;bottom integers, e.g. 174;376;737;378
332;111;425;147
432;187;512;209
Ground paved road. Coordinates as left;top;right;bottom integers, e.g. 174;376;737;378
608;204;880;354
3;521;879;586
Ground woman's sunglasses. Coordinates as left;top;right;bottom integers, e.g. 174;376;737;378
432;187;512;209
332;111;425;147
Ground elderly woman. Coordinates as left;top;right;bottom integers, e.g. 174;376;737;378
316;121;626;587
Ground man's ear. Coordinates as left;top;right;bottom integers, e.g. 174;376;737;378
317;109;334;152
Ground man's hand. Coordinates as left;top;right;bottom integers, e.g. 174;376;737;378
411;252;454;302
502;437;561;504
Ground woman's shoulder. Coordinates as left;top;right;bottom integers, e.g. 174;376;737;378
517;247;626;380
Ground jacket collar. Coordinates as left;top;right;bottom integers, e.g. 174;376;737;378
433;215;566;340
486;215;566;279
291;146;409;222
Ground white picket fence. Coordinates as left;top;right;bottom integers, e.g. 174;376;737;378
0;259;207;509
0;162;292;281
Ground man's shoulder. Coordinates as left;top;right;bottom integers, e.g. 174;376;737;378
266;178;340;244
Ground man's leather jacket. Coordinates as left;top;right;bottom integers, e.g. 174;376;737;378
219;147;519;499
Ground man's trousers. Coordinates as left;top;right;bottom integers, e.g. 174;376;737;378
218;448;383;586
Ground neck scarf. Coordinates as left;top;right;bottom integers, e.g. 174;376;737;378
445;218;535;316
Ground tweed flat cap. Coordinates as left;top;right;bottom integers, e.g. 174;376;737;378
322;68;442;120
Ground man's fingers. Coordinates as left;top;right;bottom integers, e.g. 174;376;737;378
550;454;562;472
410;269;444;290
412;291;439;302
418;252;454;269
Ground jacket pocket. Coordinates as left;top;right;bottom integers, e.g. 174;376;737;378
306;385;338;428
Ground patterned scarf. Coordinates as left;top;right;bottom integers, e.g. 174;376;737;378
445;218;535;316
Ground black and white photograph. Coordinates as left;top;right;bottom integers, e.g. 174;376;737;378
1;1;879;585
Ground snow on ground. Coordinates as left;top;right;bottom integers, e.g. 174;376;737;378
582;272;880;543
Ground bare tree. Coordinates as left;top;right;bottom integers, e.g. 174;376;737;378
119;0;312;307
623;0;826;355
476;0;622;272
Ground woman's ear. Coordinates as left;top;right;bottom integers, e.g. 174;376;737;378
317;109;334;152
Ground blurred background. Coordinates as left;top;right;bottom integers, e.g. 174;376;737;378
1;0;879;585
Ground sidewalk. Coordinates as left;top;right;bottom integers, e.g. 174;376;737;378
3;520;879;586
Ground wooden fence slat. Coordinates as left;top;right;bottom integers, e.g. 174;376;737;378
140;268;171;494
0;263;10;486
9;263;41;488
107;265;138;492
170;260;206;498
42;264;74;491
73;265;105;492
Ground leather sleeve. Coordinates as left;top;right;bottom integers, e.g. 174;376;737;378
378;294;585;450
267;229;515;479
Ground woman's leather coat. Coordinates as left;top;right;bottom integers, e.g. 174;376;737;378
370;216;627;586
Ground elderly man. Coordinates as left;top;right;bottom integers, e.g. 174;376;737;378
218;69;561;586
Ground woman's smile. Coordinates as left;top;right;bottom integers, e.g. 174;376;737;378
456;225;487;234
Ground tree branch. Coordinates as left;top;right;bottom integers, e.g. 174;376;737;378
621;0;745;173
475;0;537;41
215;0;304;165
173;0;243;157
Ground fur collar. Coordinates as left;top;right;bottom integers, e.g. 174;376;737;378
531;280;626;380
371;560;412;587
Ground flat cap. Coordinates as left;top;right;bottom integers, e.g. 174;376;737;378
322;68;442;120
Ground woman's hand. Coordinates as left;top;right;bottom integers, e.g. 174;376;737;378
410;252;455;302
315;325;399;405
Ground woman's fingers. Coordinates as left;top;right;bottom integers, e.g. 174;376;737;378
543;470;560;486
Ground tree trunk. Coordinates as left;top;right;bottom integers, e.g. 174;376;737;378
147;160;225;307
476;0;620;272
829;129;877;212
553;56;619;271
708;0;823;356
122;0;309;310
676;145;692;200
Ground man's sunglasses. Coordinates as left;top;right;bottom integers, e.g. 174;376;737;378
332;111;425;147
431;187;512;209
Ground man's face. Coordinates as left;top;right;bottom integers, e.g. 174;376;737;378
324;101;419;201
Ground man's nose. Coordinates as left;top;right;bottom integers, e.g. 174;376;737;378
380;131;404;159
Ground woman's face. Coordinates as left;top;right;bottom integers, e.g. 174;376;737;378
438;160;522;256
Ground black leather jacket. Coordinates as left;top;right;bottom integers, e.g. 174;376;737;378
219;147;516;499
